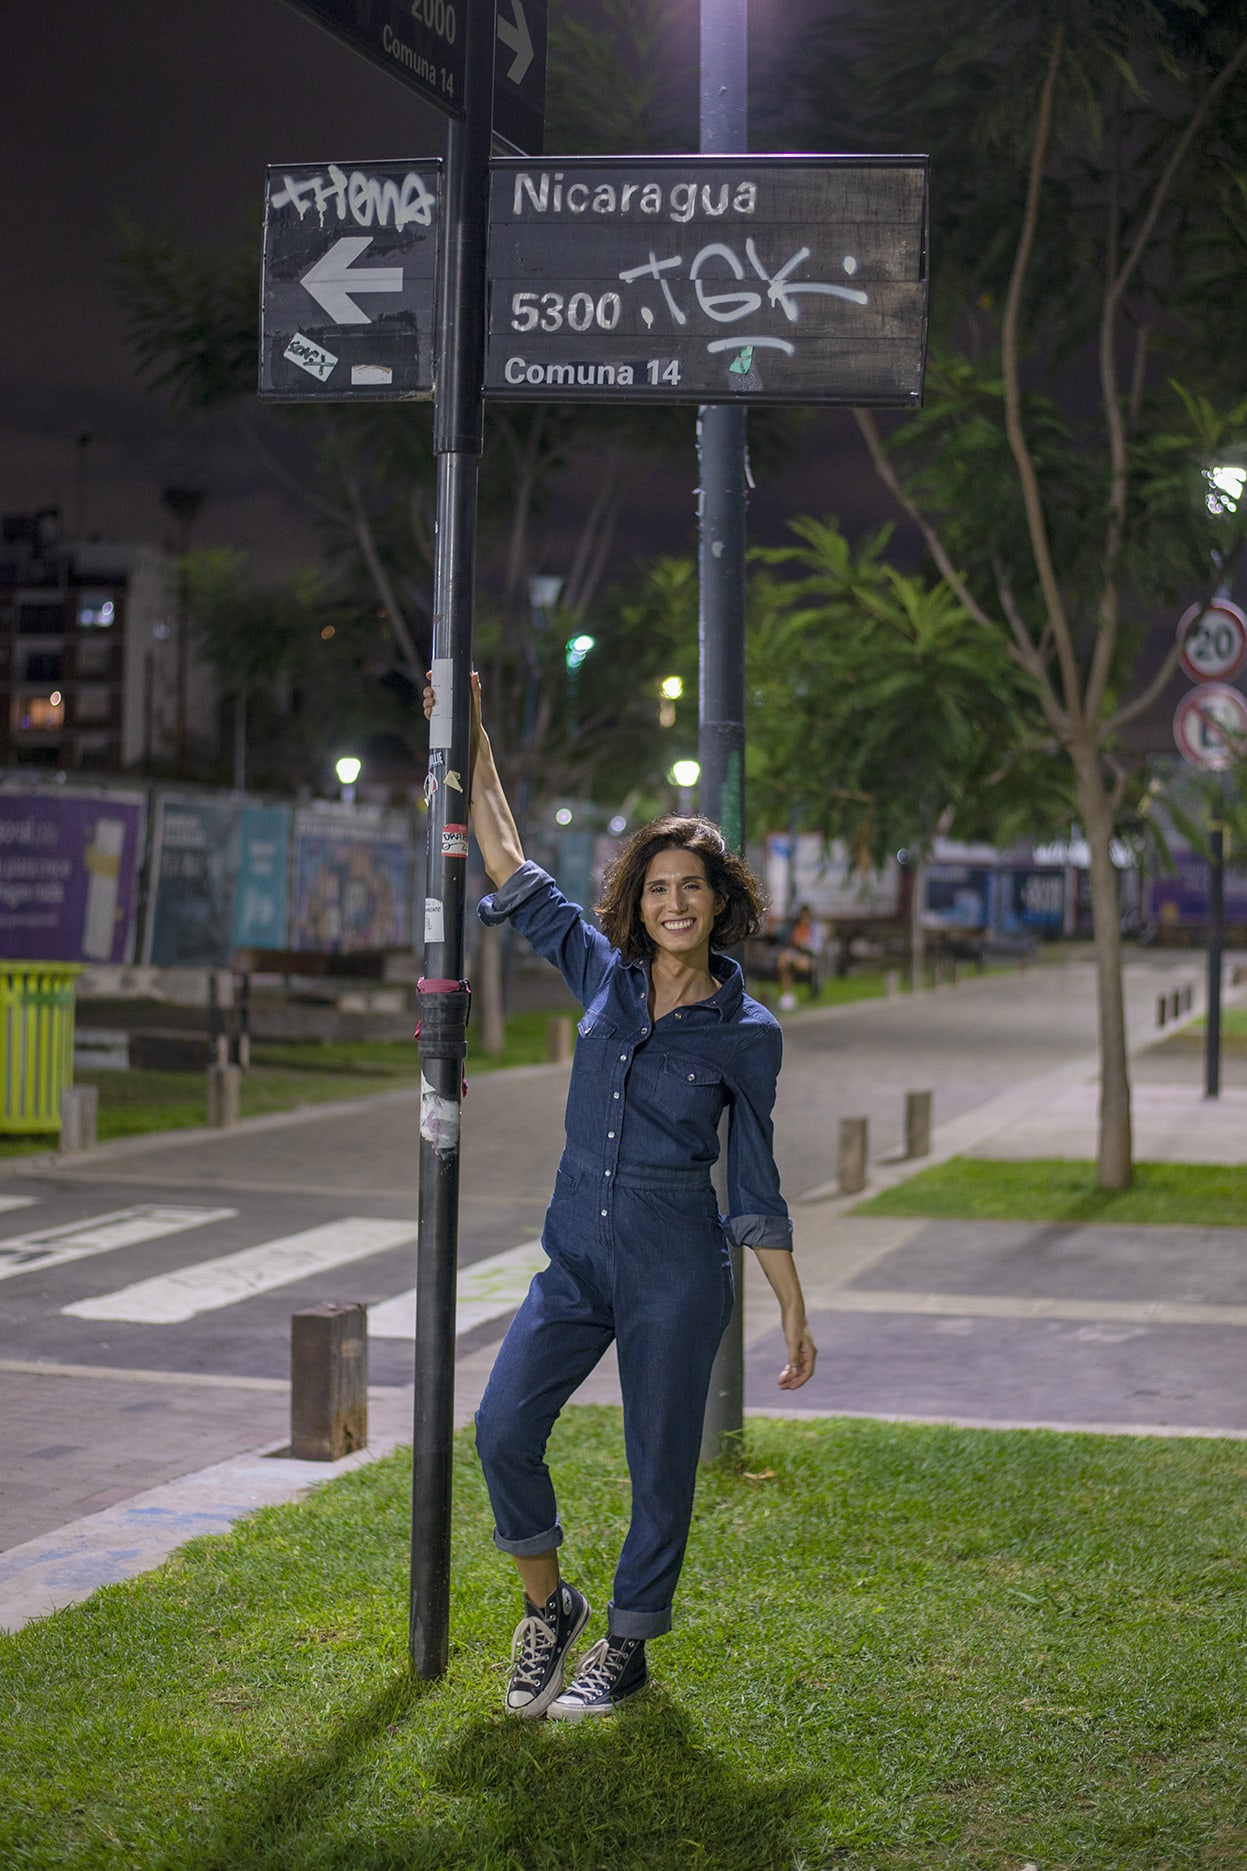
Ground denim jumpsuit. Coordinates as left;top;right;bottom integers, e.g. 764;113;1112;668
473;862;793;1639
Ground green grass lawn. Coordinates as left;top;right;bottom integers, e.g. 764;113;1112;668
1188;1005;1247;1039
0;1013;565;1160
855;1155;1247;1227
2;1411;1244;1870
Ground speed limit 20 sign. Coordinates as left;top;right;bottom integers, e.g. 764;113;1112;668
1177;599;1247;683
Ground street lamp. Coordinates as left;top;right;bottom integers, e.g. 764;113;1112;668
565;632;595;738
660;673;683;727
335;754;362;803
670;757;701;812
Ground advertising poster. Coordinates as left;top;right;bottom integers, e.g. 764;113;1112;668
1146;848;1247;928
290;808;411;952
233;805;291;951
998;867;1066;936
144;794;238;967
0;789;145;963
925;865;992;929
765;833;902;919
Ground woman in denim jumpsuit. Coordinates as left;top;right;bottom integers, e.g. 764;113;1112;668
432;677;816;1720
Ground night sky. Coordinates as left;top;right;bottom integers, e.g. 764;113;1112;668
2;0;874;585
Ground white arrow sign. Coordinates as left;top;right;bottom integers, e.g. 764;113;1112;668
300;237;404;325
497;0;534;84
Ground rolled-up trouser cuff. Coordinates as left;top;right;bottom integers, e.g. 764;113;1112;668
492;1520;563;1558
607;1599;672;1639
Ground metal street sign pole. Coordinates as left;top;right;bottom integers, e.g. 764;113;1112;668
1205;821;1225;1100
410;0;493;1680
698;0;748;1466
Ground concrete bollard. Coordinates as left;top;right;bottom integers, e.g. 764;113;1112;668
884;968;902;997
206;1062;242;1128
904;1088;933;1159
290;1301;368;1461
59;1085;98;1154
547;1015;574;1064
838;1116;869;1195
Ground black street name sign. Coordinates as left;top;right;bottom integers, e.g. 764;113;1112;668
260;161;440;402
485;155;929;406
280;0;466;119
279;0;547;152
492;0;547;157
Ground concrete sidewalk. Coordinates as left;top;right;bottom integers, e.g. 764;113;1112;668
2;963;1244;1633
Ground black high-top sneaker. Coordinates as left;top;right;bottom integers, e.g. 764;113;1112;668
547;1634;649;1720
504;1582;591;1718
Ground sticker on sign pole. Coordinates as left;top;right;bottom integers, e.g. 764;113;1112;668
441;823;470;857
1177;600;1247;683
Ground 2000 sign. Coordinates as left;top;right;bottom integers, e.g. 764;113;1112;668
411;0;457;42
511;291;623;333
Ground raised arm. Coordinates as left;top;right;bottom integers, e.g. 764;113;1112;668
424;673;524;889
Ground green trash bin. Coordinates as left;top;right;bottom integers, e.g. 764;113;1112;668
0;962;83;1135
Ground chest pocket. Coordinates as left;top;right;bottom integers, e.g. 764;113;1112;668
575;1015;617;1069
662;1051;729;1118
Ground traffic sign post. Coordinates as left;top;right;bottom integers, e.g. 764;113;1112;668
485;155;929;406
408;0;494;1683
260;162;440;401
1172;600;1247;1103
696;0;748;1468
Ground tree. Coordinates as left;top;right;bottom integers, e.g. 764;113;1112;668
795;1;1247;1186
746;518;1069;979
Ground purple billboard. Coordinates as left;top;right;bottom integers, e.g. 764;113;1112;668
0;789;146;963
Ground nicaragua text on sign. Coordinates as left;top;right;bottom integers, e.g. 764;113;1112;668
260;161;440;402
484;155;929;406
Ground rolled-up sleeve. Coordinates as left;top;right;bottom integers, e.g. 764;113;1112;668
479;863;616;1007
725;1024;793;1251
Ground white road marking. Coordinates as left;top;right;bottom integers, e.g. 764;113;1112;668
368;1237;547;1340
0;1195;37;1214
62;1217;418;1325
0;1205;237;1282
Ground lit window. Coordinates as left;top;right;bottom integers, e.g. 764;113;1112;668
12;693;65;733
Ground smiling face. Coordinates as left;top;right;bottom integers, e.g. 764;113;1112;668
639;846;725;966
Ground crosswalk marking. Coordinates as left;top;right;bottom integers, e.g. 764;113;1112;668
368;1237;547;1340
62;1217;419;1325
1;1205;237;1282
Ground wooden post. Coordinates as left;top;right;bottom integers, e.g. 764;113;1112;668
838;1116;868;1194
904;1089;932;1159
1157;994;1167;1027
59;1085;98;1154
206;1063;241;1128
547;1015;574;1063
291;1302;368;1461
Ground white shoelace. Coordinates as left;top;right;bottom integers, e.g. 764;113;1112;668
564;1636;628;1700
509;1614;556;1692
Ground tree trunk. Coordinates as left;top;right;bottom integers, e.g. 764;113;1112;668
1074;752;1133;1189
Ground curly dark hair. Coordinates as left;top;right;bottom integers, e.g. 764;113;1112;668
596;816;767;961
